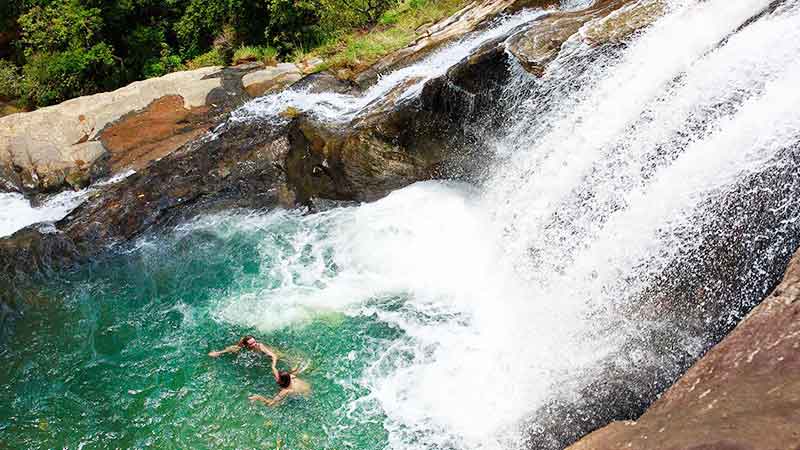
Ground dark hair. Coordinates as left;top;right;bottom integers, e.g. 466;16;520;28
277;371;292;388
238;335;256;347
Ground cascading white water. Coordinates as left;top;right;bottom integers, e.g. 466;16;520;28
208;1;800;449
229;9;548;124
4;1;799;448
0;170;135;237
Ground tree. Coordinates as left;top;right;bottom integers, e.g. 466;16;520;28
17;0;119;106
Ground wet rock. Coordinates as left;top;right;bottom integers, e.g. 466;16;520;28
581;0;665;45
285;37;512;204
507;0;662;76
567;247;800;450
0;118;288;275
241;63;303;97
353;0;559;88
291;72;360;95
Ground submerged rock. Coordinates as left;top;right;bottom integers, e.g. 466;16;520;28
567;247;800;450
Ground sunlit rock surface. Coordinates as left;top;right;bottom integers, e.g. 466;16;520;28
241;63;303;97
507;0;663;75
0;67;225;193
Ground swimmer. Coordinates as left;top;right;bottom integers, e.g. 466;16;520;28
209;335;310;407
248;357;311;407
208;335;278;360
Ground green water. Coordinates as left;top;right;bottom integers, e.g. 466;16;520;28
0;210;404;450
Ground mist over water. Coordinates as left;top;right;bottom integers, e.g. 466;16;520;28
3;1;800;449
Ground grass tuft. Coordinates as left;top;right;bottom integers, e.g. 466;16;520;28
299;0;471;75
233;45;279;66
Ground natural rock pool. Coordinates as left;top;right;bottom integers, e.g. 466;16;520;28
3;1;800;449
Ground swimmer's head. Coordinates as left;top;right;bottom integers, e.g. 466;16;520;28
277;371;291;388
239;335;257;349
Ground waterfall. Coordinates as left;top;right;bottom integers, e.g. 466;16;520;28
207;1;800;448
3;1;799;449
229;9;548;124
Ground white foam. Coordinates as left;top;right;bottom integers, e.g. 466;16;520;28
0;169;135;238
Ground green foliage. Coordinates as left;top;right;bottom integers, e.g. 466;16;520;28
265;0;323;55
320;0;400;29
143;53;184;78
175;0;271;58
307;0;468;72
0;60;23;100
2;0;469;107
18;0;105;55
21;43;117;106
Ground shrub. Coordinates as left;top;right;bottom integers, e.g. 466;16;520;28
18;0;105;55
186;49;225;70
21;44;117;107
175;0;270;59
0;59;22;100
266;0;323;55
143;54;184;78
319;0;400;29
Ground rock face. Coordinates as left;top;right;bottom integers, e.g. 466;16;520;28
352;0;560;87
0;28;515;279
567;249;800;450
0;118;288;278
0;62;311;195
287;37;512;204
507;0;664;75
0;67;224;193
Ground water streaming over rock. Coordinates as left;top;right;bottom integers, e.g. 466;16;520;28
2;1;800;449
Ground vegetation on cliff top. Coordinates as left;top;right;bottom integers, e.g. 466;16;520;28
0;0;471;110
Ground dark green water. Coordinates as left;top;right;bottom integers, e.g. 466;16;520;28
0;210;403;450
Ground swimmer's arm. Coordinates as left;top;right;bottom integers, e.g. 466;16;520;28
252;389;290;407
208;345;241;357
270;355;280;380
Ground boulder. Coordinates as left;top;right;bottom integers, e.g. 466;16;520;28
0;116;289;275
241;63;303;97
0;64;266;195
567;248;800;450
0;67;221;193
507;0;663;75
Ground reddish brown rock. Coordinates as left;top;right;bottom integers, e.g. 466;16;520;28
567;250;800;450
99;95;213;172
